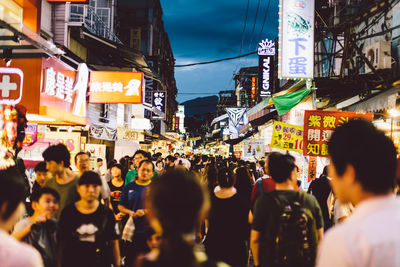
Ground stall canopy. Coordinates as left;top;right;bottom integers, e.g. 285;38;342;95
272;87;311;115
345;86;400;113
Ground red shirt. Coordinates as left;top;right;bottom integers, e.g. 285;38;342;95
250;177;276;208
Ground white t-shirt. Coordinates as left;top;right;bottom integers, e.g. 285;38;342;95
0;228;43;267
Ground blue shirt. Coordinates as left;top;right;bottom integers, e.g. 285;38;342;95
119;181;150;234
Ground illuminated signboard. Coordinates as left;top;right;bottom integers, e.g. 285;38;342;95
89;71;143;104
258;39;275;97
279;0;315;78
152;91;167;120
0;67;23;105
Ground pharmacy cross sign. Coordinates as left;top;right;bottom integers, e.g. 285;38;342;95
0;68;24;105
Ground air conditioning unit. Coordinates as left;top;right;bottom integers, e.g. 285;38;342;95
365;41;391;73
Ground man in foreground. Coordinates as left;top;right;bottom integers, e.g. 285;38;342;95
316;119;399;267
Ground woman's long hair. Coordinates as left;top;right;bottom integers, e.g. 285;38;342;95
147;170;210;267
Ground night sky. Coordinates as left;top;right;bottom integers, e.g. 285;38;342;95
160;0;279;103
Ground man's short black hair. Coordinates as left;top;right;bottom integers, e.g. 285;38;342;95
201;155;209;163
78;171;102;186
0;167;26;220
97;158;103;162
111;163;123;171
328;119;397;194
34;161;47;173
134;150;148;158
166;155;175;162
74;151;90;164
42;143;71;168
269;153;297;183
31;187;60;203
138;160;155;171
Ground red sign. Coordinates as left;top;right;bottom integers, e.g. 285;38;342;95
308;157;317;182
89;71;143;104
0;68;23;105
303;110;373;157
175;117;180;131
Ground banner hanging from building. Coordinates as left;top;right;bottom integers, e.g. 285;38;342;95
279;0;315;78
303;110;373;157
152;91;167;120
258;39;275;98
89;71;143;104
308;156;317;182
243;139;265;158
271;121;304;153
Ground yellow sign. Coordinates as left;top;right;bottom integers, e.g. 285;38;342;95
271;121;303;153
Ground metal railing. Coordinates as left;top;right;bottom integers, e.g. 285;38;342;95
69;4;123;44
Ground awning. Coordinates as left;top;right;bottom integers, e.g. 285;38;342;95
247;97;273;122
211;114;229;125
345;86;399;112
272;88;312;115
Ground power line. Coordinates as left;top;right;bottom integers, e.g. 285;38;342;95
240;0;251;55
256;0;272;43
175;51;257;67
248;0;262;52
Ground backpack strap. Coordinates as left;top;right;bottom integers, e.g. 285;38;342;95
258;179;263;195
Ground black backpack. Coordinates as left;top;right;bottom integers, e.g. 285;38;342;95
271;191;318;267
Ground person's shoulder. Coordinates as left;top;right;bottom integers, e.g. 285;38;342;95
44;177;56;186
0;232;43;266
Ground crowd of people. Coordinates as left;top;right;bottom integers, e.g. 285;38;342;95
1;119;400;267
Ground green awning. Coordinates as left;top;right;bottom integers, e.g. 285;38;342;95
272;88;312;115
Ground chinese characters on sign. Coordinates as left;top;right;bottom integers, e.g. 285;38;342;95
43;67;75;103
279;0;315;78
0;68;23;105
271;120;304;153
89;71;143;104
303;110;373;157
152;91;167;120
258;38;275;98
243;140;265;158
308;157;317;182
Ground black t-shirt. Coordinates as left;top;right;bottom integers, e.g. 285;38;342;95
307;176;331;225
252;190;323;267
57;203;118;267
108;180;124;215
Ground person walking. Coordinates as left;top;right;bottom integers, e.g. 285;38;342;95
316;119;400;267
42;144;79;220
57;171;120;267
204;167;249;267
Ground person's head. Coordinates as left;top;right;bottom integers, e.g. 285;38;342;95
34;161;49;187
201;155;208;164
145;227;161;250
0;167;26;232
321;165;329;177
156;160;164;170
133;150;148;169
137;160;154;183
175;158;191;171
97;158;103;168
217;167;235;188
77;171;102;202
235;166;253;193
31;187;59;219
328;119;397;204
110;163;122;179
174;153;180;159
42;143;71;175
75;152;90;175
146;170;209;266
269;153;298;185
165;155;175;167
264;152;280;176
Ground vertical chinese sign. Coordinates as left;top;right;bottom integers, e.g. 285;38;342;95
258;39;275;98
303;110;373;157
152;91;167;120
308;157;317;182
279;0;315;78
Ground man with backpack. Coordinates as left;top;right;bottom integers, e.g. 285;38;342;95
250;152;324;267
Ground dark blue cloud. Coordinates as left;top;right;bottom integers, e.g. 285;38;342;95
160;0;279;103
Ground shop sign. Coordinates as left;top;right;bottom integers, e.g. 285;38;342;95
271;121;304;153
152;91;167;120
89;71;143;104
258;39;275;97
187;137;201;141
90;124;117;141
0;68;23;105
117;126;144;141
303;110;373;157
175;116;180;131
279;0;315;78
233;142;244;159
41;60;89;118
22;123;38;147
243;140;265;158
84;144;106;171
40;132;81;157
308;156;317;182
